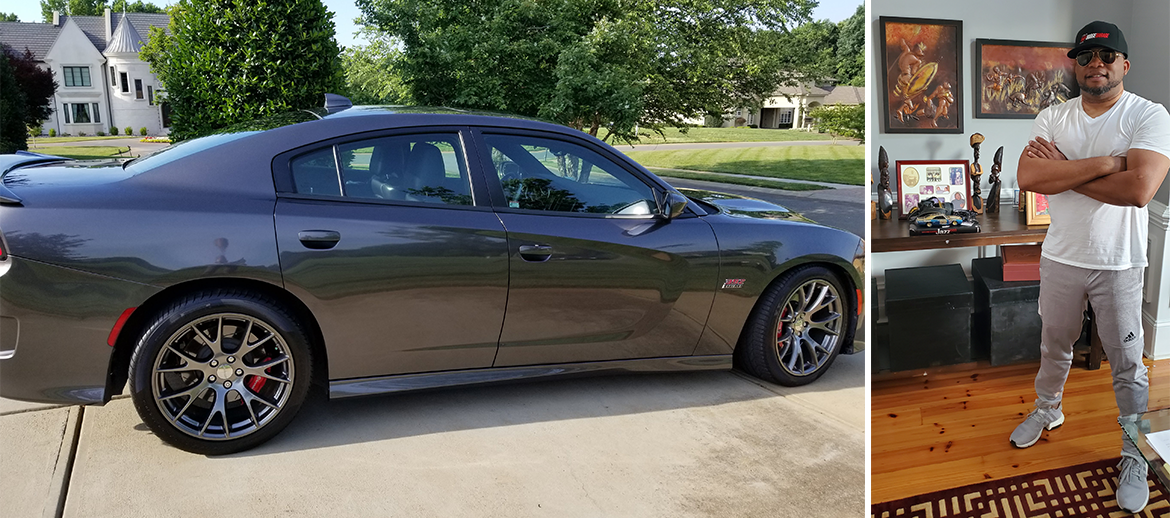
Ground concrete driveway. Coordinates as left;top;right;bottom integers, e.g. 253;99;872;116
1;351;863;518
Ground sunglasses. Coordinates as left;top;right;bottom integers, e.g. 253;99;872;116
1075;49;1121;66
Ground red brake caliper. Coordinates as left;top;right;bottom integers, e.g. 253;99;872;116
246;357;272;392
777;308;788;341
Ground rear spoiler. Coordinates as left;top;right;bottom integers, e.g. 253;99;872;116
0;151;68;205
1;150;68;177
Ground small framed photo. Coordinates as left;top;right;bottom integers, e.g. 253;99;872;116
1026;191;1051;225
975;39;1078;119
895;160;971;217
879;17;964;133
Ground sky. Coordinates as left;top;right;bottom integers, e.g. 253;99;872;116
4;0;862;50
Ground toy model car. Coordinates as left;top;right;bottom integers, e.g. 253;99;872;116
907;197;980;235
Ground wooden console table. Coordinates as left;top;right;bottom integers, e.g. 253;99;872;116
872;209;1048;252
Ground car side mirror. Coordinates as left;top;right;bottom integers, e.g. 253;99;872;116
663;191;689;219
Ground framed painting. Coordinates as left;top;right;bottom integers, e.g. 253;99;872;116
895;160;971;217
1026;191;1051;225
879;17;963;134
975;39;1078;119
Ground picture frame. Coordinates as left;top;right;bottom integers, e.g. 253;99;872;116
879;17;963;134
1025;191;1051;225
895;160;971;217
975;39;1078;119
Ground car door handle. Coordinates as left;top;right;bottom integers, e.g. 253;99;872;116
298;230;341;250
518;244;553;262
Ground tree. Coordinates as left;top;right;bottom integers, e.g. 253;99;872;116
809;103;863;142
4;45;58;129
111;0;166;13
771;19;839;85
0;13;19;21
357;0;816;141
834;5;864;86
41;0;108;22
0;52;29;153
140;0;343;141
341;28;409;105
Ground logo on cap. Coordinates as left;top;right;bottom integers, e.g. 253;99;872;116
1079;32;1109;43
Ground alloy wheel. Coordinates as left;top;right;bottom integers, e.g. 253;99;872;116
774;278;843;377
150;313;295;440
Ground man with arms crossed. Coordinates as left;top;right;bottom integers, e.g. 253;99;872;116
1012;21;1170;514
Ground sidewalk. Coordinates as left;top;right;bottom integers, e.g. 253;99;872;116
0;353;864;517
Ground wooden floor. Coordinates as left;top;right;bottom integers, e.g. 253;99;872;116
871;356;1170;504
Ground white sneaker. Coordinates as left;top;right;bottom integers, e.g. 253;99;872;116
1009;406;1064;448
1116;455;1149;513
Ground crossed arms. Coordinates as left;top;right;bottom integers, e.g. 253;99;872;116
1017;137;1170;207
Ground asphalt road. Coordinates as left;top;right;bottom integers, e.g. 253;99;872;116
663;177;866;238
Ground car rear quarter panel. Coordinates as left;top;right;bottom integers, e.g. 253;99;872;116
0;137;286;403
696;214;862;355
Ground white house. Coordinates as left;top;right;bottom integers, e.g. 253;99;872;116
0;9;170;136
723;83;866;129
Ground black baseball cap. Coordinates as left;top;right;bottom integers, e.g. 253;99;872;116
1067;21;1128;59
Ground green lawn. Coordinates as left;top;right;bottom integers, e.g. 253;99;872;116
29;136;136;144
29;146;133;160
626;145;864;186
597;126;839;144
648;169;827;191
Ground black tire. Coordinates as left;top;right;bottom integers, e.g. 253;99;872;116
128;289;313;454
739;266;850;387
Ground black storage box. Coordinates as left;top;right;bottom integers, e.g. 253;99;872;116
971;256;1042;366
884;264;973;371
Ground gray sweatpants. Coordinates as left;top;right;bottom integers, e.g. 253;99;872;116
1035;257;1148;456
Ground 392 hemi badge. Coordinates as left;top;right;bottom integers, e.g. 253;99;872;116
722;278;746;289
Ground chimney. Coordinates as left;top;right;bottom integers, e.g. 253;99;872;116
52;11;60;26
105;8;112;43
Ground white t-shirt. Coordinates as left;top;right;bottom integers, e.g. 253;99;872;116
1030;90;1170;270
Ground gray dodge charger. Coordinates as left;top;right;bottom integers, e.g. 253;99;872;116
0;98;863;454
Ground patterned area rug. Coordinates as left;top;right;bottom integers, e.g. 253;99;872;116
872;458;1168;518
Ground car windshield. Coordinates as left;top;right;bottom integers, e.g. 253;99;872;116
123;131;260;174
123;109;325;173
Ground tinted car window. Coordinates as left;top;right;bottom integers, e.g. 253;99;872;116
290;133;473;206
483;134;657;215
290;147;341;196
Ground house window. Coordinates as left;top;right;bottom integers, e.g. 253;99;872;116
120;72;128;93
109;66;115;86
62;66;91;87
160;102;172;128
135;79;143;99
778;108;794;125
70;103;92;123
147;86;154;105
62;103;70;124
92;103;100;124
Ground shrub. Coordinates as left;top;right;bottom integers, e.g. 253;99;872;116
124;126;132;135
808;103;865;142
139;127;148;136
48;128;56;137
97;131;105;136
79;132;87;136
110;126;118;135
140;0;343;140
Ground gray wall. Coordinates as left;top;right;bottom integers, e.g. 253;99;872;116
868;0;1170;314
1127;0;1170;201
866;0;1169;196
